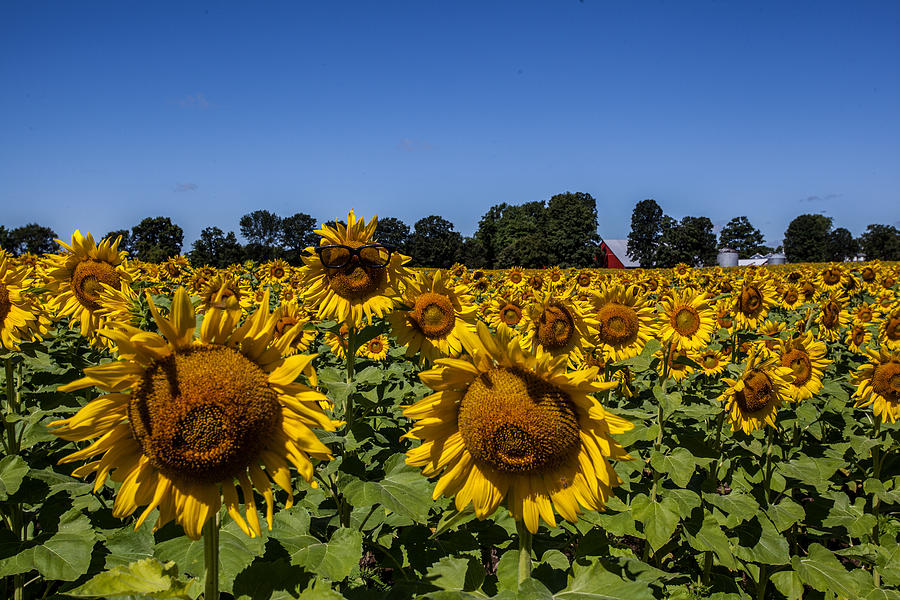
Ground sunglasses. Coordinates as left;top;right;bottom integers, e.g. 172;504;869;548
314;243;395;269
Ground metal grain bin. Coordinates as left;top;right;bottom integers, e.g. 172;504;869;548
717;248;738;267
768;253;786;265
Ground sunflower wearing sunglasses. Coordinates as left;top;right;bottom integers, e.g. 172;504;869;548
298;210;413;327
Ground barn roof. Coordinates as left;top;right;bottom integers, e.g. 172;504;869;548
602;239;640;268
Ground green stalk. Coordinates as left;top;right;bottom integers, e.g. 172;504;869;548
872;414;882;587
5;358;24;600
516;519;533;584
203;512;220;600
345;325;357;429
702;410;727;585
643;346;670;563
763;426;774;508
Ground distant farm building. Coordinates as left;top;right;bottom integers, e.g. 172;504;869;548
599;239;639;268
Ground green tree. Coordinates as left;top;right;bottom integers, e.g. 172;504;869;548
101;229;133;254
474;204;508;268
545;192;600;267
240;209;283;254
457;236;487;268
825;227;858;262
718;216;767;258
627;199;664;268
131;217;184;263
859;224;900;260
189;227;244;268
280;213;317;265
656;216;717;267
783;214;832;263
6;223;59;255
375;217;411;254
408;216;462;268
0;226;10;253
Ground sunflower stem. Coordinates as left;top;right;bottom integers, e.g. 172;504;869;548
762;426;774;508
516;519;533;584
203;512;220;600
702;409;727;585
4;357;19;455
872;414;882;587
345;325;357;429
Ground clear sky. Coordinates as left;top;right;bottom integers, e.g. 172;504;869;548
2;1;898;250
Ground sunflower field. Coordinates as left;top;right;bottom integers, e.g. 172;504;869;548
1;212;899;600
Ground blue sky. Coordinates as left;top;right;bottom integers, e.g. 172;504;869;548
1;1;898;250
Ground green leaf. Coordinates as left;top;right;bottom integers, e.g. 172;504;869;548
770;570;804;600
65;558;196;599
765;498;805;532
282;527;362;581
703;489;759;527
822;493;877;538
540;549;570;571
0;455;28;500
731;516;790;566
295;578;346;600
649;447;701;488
31;509;98;581
792;543;858;599
777;454;843;490
682;512;735;569
342;461;433;523
663;488;701;515
631;494;679;552
556;562;654;600
102;523;156;569
426;555;484;592
431;506;477;538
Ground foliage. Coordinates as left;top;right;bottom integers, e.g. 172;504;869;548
826;227;859;262
627;199;665;267
374;217;411;255
408;215;463;268
240;210;283;249
188;226;244;268
719;216;768;259
783;214;832;263
656;216;717;267
131;217;184;263
860;224;900;261
0;223;59;256
280;213;318;265
544;192;601;267
101;229;133;254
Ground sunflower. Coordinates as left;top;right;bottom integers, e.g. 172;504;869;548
775;333;829;402
672;263;692;281
592;284;658;362
0;254;43;350
845;324;872;354
658;291;716;352
574;270;594;291
878;304;900;351
297;210;413;328
545;267;565;289
358;334;390;361
778;284;805;311
259;259;292;285
486;292;532;332
853;349;900;423
267;300;317;356
404;322;632;533
656;345;695;382
521;289;598;366
815;293;849;343
389;270;478;364
858;264;879;285
49;288;339;539
693;347;727;377
713;299;736;335
732;277;776;330
818;264;846;292
718;349;794;434
159;256;193;283
526;272;546;294
323;324;351;359
46;231;133;337
198;273;253;318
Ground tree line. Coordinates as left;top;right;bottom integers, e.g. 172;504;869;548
2;193;898;267
626;199;900;267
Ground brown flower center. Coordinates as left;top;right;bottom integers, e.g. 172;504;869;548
737;285;763;315
324;240;386;300
822;268;841;285
735;371;775;413
703;355;719;369
783;290;799;305
458;367;579;473
856;307;874;323
872;361;900;402
129;345;281;483
0;282;10;324
597;303;639;346
528;275;544;291
71;260;121;312
849;326;867;347
368;339;384;354
822;301;842;329
509;272;523;284
861;267;876;282
274;316;299;338
410;292;456;339
672;306;700;336
499;303;522;326
781;349;812;387
537;303;575;350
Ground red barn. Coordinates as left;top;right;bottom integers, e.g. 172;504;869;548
598;239;639;269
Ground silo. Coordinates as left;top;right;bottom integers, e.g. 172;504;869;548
717;248;738;267
768;253;786;265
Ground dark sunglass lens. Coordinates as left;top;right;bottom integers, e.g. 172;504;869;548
320;246;351;267
359;245;390;266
